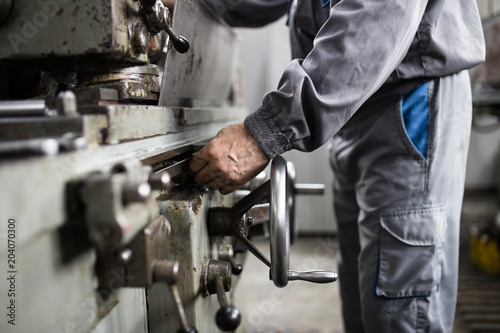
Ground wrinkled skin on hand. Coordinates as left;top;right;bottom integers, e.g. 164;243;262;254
189;122;270;194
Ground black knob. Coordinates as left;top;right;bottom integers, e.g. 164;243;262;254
231;262;243;275
215;306;241;332
177;327;197;333
172;36;190;53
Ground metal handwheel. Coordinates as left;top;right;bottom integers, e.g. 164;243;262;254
208;156;337;288
270;157;335;287
269;157;289;287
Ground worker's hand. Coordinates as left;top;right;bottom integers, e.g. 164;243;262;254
190;122;270;194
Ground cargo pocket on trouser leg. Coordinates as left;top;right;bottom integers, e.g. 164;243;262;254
376;207;447;298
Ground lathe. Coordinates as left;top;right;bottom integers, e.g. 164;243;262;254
0;0;336;332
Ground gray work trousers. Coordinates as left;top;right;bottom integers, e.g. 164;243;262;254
330;71;472;333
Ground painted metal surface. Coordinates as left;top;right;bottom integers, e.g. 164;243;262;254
0;0;147;62
0;0;245;331
0;110;241;332
155;188;237;332
159;0;240;107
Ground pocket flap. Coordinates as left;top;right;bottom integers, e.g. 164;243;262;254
380;207;447;246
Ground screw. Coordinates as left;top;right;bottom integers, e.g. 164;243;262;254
122;182;151;203
245;216;253;226
116;248;134;265
149;172;171;191
56;90;78;116
131;21;149;54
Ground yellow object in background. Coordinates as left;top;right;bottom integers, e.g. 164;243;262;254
470;225;500;276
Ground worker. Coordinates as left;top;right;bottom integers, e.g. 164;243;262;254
190;0;486;331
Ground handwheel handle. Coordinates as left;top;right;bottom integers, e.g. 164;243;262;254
286;161;325;245
201;260;241;332
288;270;338;283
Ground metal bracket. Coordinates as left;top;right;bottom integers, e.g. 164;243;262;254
201;259;241;332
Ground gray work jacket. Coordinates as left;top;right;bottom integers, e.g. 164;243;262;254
205;0;486;158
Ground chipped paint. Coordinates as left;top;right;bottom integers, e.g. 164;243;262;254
71;5;80;17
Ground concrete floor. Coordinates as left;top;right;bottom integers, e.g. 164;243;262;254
234;236;343;333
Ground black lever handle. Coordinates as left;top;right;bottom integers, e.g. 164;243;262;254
216;305;241;332
154;260;198;333
217;243;243;276
164;26;190;54
140;0;190;54
230;261;243;275
202;259;241;332
213;274;241;331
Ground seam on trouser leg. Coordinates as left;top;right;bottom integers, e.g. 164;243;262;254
416;297;430;333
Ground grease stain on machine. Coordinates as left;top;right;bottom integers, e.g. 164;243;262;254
157;187;204;215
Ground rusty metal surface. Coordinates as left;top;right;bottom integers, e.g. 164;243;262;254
0;102;243;145
0;115;83;141
0;1;246;332
159;0;240;107
95;216;171;288
0;0;147;62
154;188;222;333
77;64;161;103
102;105;243;144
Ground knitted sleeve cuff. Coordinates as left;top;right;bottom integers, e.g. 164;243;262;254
244;105;293;159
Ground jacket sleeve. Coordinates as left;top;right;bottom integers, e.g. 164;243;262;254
244;0;430;158
203;0;289;27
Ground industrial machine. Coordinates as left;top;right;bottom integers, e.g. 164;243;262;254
0;0;337;332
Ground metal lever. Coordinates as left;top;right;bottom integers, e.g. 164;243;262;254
140;0;190;53
154;261;198;333
202;260;241;332
216;243;243;275
286;161;325;244
287;270;338;283
164;25;190;54
293;183;325;195
91;216;197;332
